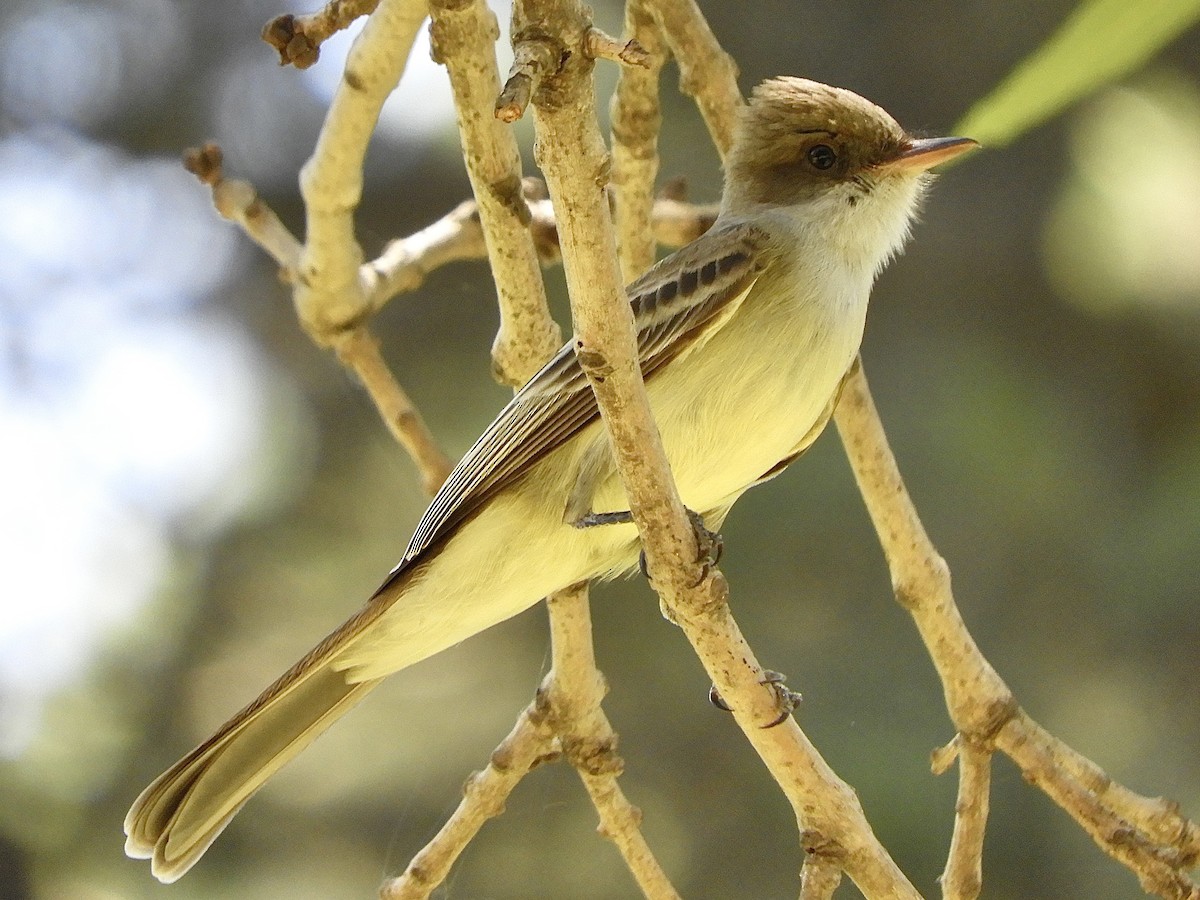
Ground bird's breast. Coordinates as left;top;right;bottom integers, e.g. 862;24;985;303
644;269;869;514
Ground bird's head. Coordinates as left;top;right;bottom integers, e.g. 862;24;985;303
723;77;977;275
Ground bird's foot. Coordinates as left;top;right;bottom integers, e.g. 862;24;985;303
638;508;723;587
709;670;802;728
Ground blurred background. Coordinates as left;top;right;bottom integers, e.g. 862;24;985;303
0;0;1197;897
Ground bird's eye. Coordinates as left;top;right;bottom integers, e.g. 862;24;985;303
807;144;837;170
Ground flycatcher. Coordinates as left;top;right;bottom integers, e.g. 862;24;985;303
125;76;978;881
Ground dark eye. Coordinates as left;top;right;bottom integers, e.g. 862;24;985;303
807;144;837;170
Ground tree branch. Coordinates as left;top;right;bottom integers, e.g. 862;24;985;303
800;855;843;900
835;359;1200;899
183;142;453;494
514;1;919;896
610;0;667;281
543;586;681;899
495;33;561;124
263;0;381;69
934;735;990;900
429;0;561;387
330;329;454;494
367;4;677;892
380;705;559;899
646;0;743;160
183;144;302;271
295;0;426;341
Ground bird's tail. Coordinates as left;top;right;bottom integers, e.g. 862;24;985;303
124;626;385;882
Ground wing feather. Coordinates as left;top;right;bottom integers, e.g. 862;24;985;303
377;221;770;590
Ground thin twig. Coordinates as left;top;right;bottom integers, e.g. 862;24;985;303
938;736;991;900
834;360;1016;736
362;189;717;310
330;328;453;495
183;143;453;494
544;587;682;900
183;144;301;271
495;34;561;123
609;0;667;281
1046;727;1200;854
263;0;381;69
647;0;744;161
379;708;559;899
362;199;487;305
429;0;561;387
584;27;650;67
799;855;843;900
183;140;713;500
835;360;1200;898
296;0;427;341
996;712;1199;899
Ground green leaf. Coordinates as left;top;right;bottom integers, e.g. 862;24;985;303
955;0;1200;146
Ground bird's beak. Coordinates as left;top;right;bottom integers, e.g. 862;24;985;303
879;136;980;173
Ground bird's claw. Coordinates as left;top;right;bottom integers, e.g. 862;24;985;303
687;508;723;586
638;508;723;588
708;670;802;728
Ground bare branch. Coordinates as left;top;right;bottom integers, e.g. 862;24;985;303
996;712;1199;900
834;360;1016;737
379;708;559;899
296;0;426;341
1047;727;1200;856
610;0;667;281
835;360;1200;898
584;27;650;67
262;0;381;69
938;735;991;900
515;1;918;896
183;144;301;272
544;587;681;900
370;5;674;883
429;0;561;387
186;137;713;341
799;855;843;900
495;34;561;123
183;143;453;494
647;0;744;161
362;190;716;311
362;199;487;304
330;328;453;495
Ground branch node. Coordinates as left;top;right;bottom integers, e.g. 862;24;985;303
584;27;650;67
574;342;615;381
931;734;962;776
563;735;624;777
182;142;223;184
496;34;563;122
488;173;533;227
262;0;381;69
800;829;846;863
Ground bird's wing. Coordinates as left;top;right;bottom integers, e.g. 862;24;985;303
376;221;770;592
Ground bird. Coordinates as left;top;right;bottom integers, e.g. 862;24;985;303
124;76;977;882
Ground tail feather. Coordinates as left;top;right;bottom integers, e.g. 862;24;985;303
124;660;381;883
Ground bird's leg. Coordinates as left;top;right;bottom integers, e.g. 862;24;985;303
570;510;635;528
